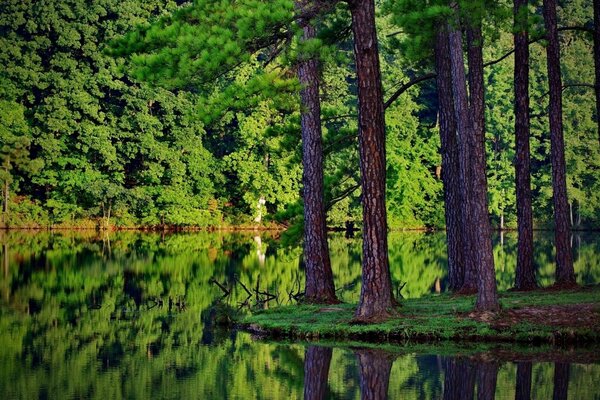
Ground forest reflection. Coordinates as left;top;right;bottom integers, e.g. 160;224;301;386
304;347;596;400
0;230;599;399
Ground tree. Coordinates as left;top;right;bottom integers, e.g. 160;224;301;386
349;0;396;321
434;27;465;292
595;0;600;145
543;0;576;285
0;100;39;221
448;4;499;310
296;1;338;304
513;0;537;290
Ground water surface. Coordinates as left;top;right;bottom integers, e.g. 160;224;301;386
0;230;598;399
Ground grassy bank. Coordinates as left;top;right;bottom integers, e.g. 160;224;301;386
241;285;600;345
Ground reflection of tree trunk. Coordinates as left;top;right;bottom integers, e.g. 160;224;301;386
515;362;532;400
303;346;332;400
296;2;337;304
543;0;575;285
349;0;395;320
2;243;8;278
434;27;464;292
357;349;394;400
552;363;570;400
476;361;499;400
443;357;476;400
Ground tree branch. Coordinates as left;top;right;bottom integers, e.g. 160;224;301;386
382;25;592;109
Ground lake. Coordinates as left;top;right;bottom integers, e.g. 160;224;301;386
0;230;599;399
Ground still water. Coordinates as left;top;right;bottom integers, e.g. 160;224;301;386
0;230;599;399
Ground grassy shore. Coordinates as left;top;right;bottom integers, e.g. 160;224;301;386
241;285;600;345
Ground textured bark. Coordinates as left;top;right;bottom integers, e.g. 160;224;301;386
595;0;600;145
448;23;477;295
513;0;537;291
303;346;332;400
443;357;476;400
552;363;570;400
476;361;499;400
543;0;576;285
434;28;465;292
466;25;499;311
349;0;395;321
297;4;338;304
515;362;533;400
356;350;394;400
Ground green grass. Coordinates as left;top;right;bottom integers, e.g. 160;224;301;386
240;286;600;345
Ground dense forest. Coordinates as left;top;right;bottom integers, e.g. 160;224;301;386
0;0;598;230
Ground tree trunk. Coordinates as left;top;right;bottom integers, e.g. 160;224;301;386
349;0;395;321
296;4;338;304
2;178;8;216
356;349;394;400
552;363;570;400
303;346;332;400
434;27;465;292
476;361;499;400
543;0;576;285
448;18;477;295
465;24;499;311
513;0;537;291
594;0;600;145
515;362;533;400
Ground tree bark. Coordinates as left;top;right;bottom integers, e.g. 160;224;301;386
465;24;499;311
356;349;394;400
476;361;499;400
594;0;600;145
552;363;570;400
296;3;338;304
448;19;478;295
434;27;465;292
543;0;576;285
515;362;533;400
349;0;395;321
513;0;537;291
303;346;332;400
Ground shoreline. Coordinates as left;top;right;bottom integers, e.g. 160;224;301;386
239;285;600;346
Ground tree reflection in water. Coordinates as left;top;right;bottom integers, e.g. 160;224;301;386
356;349;395;400
515;362;533;400
303;346;333;400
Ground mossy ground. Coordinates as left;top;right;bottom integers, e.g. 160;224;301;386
241;285;600;345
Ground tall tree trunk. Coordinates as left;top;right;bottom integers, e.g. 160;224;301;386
594;0;600;145
552;363;570;400
515;362;533;400
349;0;395;321
543;0;576;285
303;346;332;400
465;25;499;311
448;19;477;295
513;0;537;291
434;27;465;292
296;4;338;304
476;361;499;400
356;350;394;400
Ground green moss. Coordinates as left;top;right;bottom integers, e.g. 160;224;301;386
240;286;600;345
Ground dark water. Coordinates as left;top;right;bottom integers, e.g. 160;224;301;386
0;230;599;399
